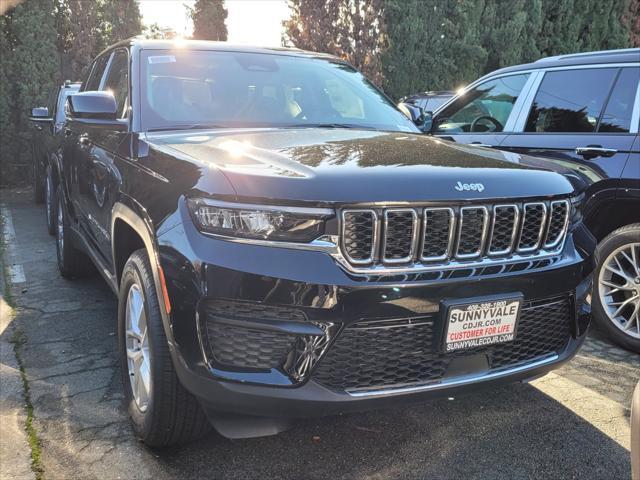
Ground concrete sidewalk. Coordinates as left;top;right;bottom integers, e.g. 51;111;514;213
0;202;35;480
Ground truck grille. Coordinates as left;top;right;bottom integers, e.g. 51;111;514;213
339;200;569;270
312;296;572;393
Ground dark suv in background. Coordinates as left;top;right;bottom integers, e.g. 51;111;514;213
398;90;455;113
403;48;640;352
51;39;594;446
30;81;81;234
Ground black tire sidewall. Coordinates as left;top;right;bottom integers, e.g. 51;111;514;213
592;225;640;352
117;252;163;441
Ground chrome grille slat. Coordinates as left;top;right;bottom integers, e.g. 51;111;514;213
421;208;455;262
341;209;377;265
339;200;569;272
544;200;570;249
488;204;519;256
382;209;419;264
517;202;547;253
455;206;489;259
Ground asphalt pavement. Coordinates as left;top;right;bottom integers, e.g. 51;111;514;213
0;187;638;480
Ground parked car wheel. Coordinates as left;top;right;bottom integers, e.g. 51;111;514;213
55;186;93;278
118;250;210;447
32;160;44;204
593;224;640;353
45;164;56;235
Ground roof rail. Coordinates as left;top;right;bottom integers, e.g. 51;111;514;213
535;48;640;63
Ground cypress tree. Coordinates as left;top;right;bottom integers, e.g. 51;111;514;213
188;0;228;41
284;0;386;86
382;0;487;99
0;14;16;183
97;0;143;51
3;0;59;178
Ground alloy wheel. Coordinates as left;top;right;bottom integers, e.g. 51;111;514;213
598;242;640;339
125;283;151;412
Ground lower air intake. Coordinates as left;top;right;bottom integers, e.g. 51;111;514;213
312;296;572;392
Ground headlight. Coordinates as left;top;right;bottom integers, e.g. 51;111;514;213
187;198;334;242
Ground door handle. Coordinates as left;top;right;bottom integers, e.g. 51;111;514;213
575;146;617;158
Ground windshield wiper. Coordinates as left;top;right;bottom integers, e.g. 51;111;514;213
148;123;227;132
282;123;380;130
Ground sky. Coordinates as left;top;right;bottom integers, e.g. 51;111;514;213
137;0;291;46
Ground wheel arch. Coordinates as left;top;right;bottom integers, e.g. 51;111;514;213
584;194;640;242
111;199;172;331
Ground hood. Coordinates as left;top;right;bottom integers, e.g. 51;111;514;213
145;128;576;204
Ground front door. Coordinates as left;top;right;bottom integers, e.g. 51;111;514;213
81;48;130;265
499;66;640;188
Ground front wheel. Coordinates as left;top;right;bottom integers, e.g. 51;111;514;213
55;186;93;278
592;224;640;353
118;250;210;447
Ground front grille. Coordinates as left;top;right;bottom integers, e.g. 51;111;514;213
339;200;570;270
312;296;572;392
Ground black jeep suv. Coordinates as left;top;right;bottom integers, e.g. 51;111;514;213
402;48;640;352
55;39;592;446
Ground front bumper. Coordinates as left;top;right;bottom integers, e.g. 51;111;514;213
158;206;593;422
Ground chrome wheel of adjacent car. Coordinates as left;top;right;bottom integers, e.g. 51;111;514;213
56;195;65;262
125;283;151;412
598;242;640;339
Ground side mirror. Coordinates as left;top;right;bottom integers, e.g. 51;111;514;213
422;110;434;133
29;107;52;123
67;91;126;130
398;102;434;133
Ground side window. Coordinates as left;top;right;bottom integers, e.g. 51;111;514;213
102;50;129;118
84;55;110;92
435;74;530;134
525;68;618;133
598;67;639;133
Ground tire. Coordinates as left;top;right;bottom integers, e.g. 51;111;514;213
118;249;210;447
55;186;94;278
33;160;44;204
592;223;640;353
45;164;56;235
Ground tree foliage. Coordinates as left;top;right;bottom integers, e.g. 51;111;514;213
284;0;387;86
188;0;228;41
1;0;59;182
625;0;640;46
0;0;142;184
285;0;636;99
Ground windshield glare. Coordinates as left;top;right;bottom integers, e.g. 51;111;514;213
141;50;419;133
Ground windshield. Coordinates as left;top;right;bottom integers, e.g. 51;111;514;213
140;49;419;133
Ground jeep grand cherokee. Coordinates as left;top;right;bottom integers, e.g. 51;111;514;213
54;39;593;446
